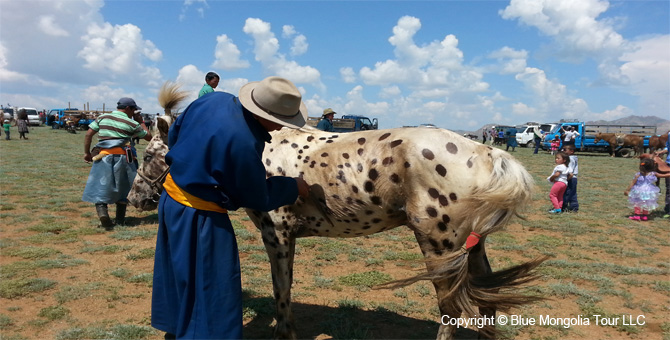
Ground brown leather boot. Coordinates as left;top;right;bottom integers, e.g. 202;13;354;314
96;203;114;231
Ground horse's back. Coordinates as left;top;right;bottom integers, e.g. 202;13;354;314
260;127;529;239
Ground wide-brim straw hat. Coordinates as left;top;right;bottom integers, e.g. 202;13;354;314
239;76;308;129
322;108;336;118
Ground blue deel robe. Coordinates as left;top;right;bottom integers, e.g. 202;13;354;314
151;92;299;339
506;128;518;148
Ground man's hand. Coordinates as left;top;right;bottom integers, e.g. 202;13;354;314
84;153;93;163
133;113;144;124
295;177;310;198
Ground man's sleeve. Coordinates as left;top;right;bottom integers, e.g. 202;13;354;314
217;138;298;212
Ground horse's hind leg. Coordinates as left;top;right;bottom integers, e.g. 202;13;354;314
412;229;461;340
254;212;298;339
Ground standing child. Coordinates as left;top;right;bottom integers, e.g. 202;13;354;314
624;158;670;221
550;136;560;155
3;120;10;140
562;145;579;212
547;152;570;214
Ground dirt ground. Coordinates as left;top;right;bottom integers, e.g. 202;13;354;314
1;128;669;340
2;205;668;339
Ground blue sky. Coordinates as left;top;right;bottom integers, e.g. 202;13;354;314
1;0;668;130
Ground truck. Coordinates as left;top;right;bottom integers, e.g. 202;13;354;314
515;122;557;148
541;120;657;157
306;115;378;132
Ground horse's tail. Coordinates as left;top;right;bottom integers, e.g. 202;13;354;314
158;81;189;117
379;148;546;334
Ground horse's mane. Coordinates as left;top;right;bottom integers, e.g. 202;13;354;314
158;81;189;117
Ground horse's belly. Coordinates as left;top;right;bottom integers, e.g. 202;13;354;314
292;208;407;238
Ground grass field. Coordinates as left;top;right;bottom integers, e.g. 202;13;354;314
0;126;669;340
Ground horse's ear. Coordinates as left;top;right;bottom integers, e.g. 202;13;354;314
157;116;171;138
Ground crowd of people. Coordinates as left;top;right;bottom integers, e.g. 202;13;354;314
1;109;31;140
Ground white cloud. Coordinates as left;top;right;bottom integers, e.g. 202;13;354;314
174;65;250;105
243;18;322;86
486;47;528;74
282;25;296;38
219;78;250;97
590;104;632;121
0;43;27;82
358;16;488;97
244;18;280;60
0;0;104;88
511;102;536;116
180;0;208;21
379;86;401;99
500;0;626;60
38;15;69;37
620;35;670;114
514;67;590;120
343;85;390;119
211;34;251;70
78;22;163;84
81;84;128;108
500;0;668;119
340;67;356;83
290;34;308;56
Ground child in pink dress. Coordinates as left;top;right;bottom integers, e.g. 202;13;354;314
624;158;670;221
547;152;570;214
550;136;560;155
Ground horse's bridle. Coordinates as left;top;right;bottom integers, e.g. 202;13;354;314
136;165;170;203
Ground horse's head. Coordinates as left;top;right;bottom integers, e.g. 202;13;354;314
128;81;186;211
128;117;172;211
593;132;602;143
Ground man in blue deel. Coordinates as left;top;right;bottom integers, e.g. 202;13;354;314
151;76;310;339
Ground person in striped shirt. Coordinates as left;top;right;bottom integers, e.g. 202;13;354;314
82;97;152;230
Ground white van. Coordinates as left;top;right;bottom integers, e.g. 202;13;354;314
516;123;557;148
18;107;41;126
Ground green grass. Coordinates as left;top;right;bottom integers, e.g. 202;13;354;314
38;305;70;321
126;247;155;261
55;324;155;340
5;246;61;259
0;278;57;299
338;271;393;288
1;126;669;340
54;283;102;304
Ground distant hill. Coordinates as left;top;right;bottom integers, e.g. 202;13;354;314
457;115;669;137
586;115;668;126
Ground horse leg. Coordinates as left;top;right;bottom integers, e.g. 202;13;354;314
413;229;462;340
255;212;298;339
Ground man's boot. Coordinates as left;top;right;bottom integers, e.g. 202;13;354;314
115;202;127;226
95;203;114;231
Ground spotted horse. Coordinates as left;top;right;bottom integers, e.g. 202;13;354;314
129;83;547;340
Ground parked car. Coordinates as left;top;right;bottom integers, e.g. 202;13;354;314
18;107;41;126
2;107;15;122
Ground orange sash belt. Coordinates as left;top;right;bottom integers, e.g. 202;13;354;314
163;173;228;214
98;147;126;156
